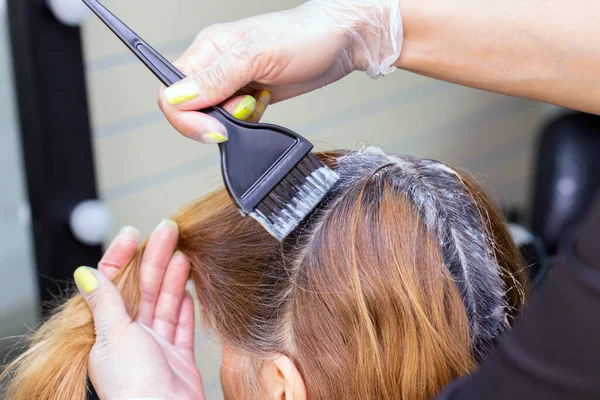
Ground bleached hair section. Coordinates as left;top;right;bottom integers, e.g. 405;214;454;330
333;147;508;360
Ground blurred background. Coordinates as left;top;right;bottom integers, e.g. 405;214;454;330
1;0;598;399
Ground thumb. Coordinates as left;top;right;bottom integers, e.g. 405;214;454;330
74;266;132;336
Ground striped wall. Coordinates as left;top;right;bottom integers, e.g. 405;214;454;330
81;1;544;398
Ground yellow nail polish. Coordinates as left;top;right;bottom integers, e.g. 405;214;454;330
74;266;98;295
164;81;200;105
200;132;228;144
159;218;179;232
248;102;266;123
247;90;271;122
257;90;272;106
232;95;257;121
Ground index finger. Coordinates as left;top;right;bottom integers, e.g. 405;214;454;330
157;91;228;143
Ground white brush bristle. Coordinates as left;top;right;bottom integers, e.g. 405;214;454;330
250;154;339;241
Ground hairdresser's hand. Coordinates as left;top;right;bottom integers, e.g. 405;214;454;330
158;0;403;143
74;221;205;400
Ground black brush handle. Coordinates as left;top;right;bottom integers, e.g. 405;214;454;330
83;0;315;217
82;0;228;123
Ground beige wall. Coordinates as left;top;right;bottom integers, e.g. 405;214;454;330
0;10;38;347
81;1;544;398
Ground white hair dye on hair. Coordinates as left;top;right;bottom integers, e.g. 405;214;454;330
316;147;509;360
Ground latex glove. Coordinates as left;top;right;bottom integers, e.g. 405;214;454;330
74;220;204;400
158;0;403;143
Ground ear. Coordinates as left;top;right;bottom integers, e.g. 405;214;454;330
262;355;307;400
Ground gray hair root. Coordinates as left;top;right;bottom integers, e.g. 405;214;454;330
333;147;509;360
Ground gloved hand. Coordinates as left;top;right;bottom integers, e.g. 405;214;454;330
158;0;403;143
73;220;204;400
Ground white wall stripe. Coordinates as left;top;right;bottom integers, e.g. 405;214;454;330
101;100;539;203
93;109;164;139
93;79;448;140
295;80;449;136
388;98;537;152
103;156;215;201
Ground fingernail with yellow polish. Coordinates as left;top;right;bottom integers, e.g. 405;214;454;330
74;266;98;295
232;95;257;121
199;132;227;144
251;102;266;119
164;80;200;105
258;90;272;106
159;218;179;232
248;90;271;122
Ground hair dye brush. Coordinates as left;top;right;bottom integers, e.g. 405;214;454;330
83;0;339;241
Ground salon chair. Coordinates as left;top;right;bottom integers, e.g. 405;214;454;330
526;112;600;285
531;112;600;253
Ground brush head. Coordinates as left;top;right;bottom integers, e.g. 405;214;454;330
215;107;339;241
250;153;340;241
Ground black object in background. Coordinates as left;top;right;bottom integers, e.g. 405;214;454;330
531;112;600;255
8;0;102;309
8;1;103;398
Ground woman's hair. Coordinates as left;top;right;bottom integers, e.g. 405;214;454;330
1;148;527;400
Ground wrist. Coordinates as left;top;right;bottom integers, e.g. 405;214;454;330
355;0;404;78
305;0;403;78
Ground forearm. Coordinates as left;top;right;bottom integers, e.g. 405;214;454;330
397;0;600;115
